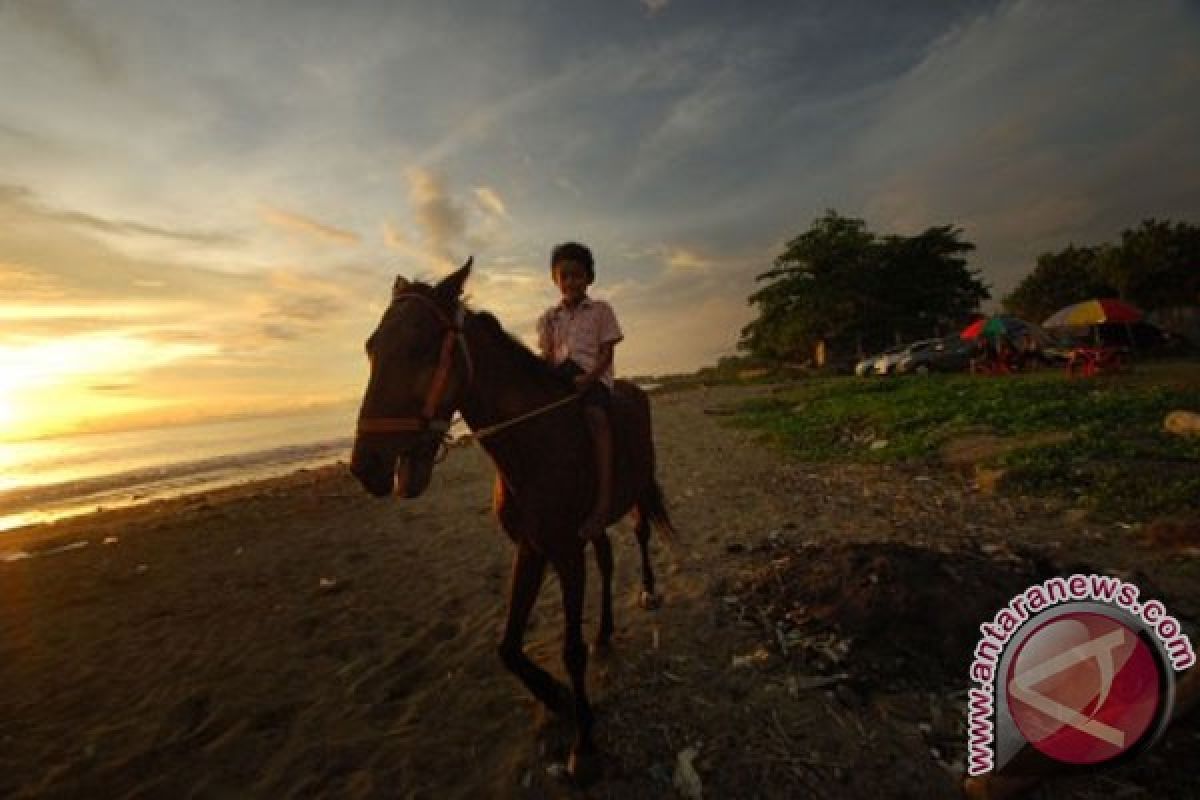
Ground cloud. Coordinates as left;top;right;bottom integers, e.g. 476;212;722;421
473;186;509;218
406;167;468;266
400;168;512;274
0;261;65;300
259;204;361;246
238;269;353;346
640;0;671;17
0;184;236;245
660;246;715;275
1;0;121;80
844;0;1200;294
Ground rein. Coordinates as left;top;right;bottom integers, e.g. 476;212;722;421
356;291;579;450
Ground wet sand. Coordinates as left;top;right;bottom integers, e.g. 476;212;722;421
2;384;1196;799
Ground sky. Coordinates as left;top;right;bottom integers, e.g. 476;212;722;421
1;0;1198;439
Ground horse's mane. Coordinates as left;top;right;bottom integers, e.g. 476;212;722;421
470;310;565;390
392;281;564;390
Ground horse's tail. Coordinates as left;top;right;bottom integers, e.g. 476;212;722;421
637;478;678;545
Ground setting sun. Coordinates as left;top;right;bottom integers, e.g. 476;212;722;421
0;334;215;441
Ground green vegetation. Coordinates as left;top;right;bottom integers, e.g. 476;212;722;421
1003;218;1200;322
735;361;1200;519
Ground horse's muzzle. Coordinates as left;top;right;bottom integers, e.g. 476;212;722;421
350;437;435;499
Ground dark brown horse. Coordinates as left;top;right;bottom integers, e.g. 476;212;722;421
350;258;676;780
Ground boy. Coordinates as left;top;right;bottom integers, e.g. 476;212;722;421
537;242;623;541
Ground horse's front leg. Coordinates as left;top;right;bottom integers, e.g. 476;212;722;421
634;513;661;610
555;550;599;783
498;540;570;715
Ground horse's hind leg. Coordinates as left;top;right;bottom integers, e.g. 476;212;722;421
555;551;599;783
634;512;661;610
591;533;614;654
498;541;571;715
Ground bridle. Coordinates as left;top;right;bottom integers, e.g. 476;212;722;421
355;287;582;454
356;291;473;452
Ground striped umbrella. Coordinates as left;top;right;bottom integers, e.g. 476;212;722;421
961;315;1030;340
1043;298;1143;328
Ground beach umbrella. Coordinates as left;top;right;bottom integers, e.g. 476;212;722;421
960;315;1029;340
1043;298;1143;328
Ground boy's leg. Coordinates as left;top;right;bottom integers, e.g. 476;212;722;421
581;404;612;541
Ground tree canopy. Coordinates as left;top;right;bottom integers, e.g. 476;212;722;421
739;211;989;361
1003;219;1200;323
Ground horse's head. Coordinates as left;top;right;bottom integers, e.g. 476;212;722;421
351;257;473;499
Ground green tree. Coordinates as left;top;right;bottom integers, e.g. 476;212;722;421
1002;245;1113;323
740;211;989;361
877;226;988;341
1103;219;1200;309
1004;219;1200;322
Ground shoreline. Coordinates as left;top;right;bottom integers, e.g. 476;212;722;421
0;459;354;557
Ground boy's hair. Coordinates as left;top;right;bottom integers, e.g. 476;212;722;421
550;241;595;282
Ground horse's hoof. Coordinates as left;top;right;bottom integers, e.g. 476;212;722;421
639;590;662;610
567;749;602;786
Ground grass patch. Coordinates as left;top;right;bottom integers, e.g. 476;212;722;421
735;360;1200;519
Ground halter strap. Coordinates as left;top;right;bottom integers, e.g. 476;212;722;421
356;291;471;437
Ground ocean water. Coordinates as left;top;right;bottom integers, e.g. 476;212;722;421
0;407;362;533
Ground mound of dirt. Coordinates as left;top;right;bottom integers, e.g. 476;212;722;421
726;540;1064;690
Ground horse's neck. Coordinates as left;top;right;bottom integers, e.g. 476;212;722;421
458;314;568;475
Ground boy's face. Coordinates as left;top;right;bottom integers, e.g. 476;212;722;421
552;259;590;304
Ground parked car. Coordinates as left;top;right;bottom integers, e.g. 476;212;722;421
855;345;906;376
856;339;943;376
896;336;975;374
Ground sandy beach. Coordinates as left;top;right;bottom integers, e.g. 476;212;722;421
2;384;1197;799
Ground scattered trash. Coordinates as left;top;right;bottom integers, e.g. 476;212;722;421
869;440;888;450
731;646;771;669
1;551;32;563
673;746;703;799
1164;410;1200;437
790;673;847;692
545;763;568;779
102;536;119;545
135;564;149;573
44;541;89;556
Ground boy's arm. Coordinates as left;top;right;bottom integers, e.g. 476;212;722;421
536;312;554;361
576;338;619;388
576;341;616;386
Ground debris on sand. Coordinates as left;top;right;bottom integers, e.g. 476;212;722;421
673;745;703;799
725;541;1062;690
1141;516;1200;552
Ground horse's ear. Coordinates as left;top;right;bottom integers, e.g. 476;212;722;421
435;256;473;301
392;275;411;300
